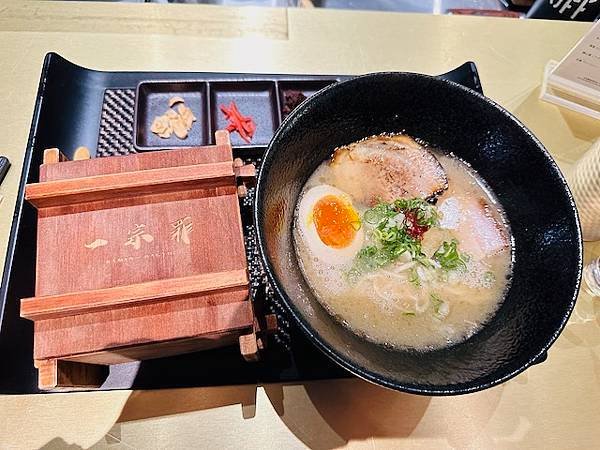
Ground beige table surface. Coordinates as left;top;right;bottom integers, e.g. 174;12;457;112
1;1;599;449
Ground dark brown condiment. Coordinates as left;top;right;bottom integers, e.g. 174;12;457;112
282;90;307;116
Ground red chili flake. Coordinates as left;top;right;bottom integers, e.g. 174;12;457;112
404;211;429;240
220;101;256;144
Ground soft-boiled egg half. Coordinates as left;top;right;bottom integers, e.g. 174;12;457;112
295;185;364;266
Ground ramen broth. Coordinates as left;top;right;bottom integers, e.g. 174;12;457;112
293;135;512;350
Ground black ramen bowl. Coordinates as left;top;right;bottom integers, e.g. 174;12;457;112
255;72;582;395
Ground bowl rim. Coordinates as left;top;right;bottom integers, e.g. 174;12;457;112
254;71;583;395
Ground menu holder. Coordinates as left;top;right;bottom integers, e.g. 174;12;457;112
540;21;600;119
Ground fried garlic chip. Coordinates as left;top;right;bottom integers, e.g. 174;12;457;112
150;98;196;140
168;96;185;108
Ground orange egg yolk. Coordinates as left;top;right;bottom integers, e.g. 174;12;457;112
312;195;360;248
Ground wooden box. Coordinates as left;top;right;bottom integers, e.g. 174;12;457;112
20;131;272;390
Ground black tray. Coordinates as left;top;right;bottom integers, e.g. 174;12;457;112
0;53;482;394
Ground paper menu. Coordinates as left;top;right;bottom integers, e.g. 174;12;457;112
541;20;600;118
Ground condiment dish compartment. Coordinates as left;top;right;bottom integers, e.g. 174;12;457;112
209;81;280;147
278;79;337;118
135;81;209;151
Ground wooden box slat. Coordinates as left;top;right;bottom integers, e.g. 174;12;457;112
37;186;238;218
21;268;248;320
33;288;252;360
26;162;235;208
40;144;232;182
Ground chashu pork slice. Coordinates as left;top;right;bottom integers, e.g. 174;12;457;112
438;195;509;260
329;135;448;205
